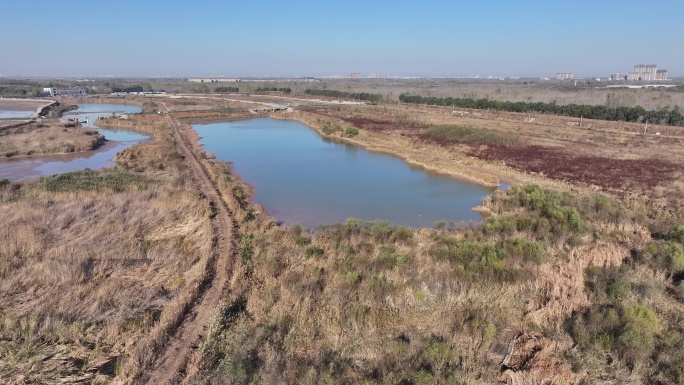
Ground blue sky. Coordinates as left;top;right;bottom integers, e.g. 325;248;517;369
1;0;682;78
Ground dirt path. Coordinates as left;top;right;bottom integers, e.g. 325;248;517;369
142;107;238;384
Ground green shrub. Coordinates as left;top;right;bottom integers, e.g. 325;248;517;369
428;240;521;281
294;235;311;246
619;305;660;361
241;234;254;264
672;224;684;244
371;221;392;240
343;126;359;137
390;226;414;244
345;271;360;284
305;246;325;258
569;304;660;363
637;240;684;276
498;238;543;264
376;246;408;268
0;178;9;187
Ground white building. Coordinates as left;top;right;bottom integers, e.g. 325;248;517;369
43;88;86;97
626;65;667;81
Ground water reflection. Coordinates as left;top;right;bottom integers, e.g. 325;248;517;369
194;118;495;228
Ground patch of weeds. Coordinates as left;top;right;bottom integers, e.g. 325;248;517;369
38;169;148;192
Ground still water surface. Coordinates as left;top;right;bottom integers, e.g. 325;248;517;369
0;109;35;119
0;104;145;181
194;118;495;228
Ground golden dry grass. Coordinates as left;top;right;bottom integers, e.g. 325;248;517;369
0;121;104;158
1;96;682;384
0;114;216;383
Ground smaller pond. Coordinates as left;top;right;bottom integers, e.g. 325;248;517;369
0;104;146;181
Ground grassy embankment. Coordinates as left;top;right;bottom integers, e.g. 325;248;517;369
186;169;684;383
166;107;683;384
0;114;225;383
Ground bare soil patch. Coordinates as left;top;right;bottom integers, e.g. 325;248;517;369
0;98;50;111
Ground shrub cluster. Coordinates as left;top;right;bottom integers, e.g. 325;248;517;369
489;185;585;240
255;87;291;94
38;169;148;192
420;125;519;147
214;86;239;93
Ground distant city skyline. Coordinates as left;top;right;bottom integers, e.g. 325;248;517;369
1;0;683;78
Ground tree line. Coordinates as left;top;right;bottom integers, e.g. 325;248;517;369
255;87;291;94
305;89;382;103
214;86;239;93
399;94;684;126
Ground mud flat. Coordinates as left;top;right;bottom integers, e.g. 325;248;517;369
0;98;54;119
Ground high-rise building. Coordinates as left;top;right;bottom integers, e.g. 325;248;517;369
627;65;667;81
368;72;379;79
556;72;573;80
656;69;668;80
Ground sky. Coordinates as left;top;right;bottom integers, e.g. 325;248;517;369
1;0;682;78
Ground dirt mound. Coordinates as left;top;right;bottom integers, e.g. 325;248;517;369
500;334;579;385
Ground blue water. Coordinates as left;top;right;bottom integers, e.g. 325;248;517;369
63;103;141;128
0;104;146;181
193;118;495;228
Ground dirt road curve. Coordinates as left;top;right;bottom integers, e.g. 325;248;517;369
143;110;237;384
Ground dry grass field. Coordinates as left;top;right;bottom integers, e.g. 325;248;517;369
0;93;683;384
0;114;219;383
0;121;105;158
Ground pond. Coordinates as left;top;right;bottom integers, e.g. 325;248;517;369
0;104;145;181
193;118;496;229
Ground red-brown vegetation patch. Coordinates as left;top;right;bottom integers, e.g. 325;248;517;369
472;144;679;190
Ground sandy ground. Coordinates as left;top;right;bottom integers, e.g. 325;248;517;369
0;98;52;111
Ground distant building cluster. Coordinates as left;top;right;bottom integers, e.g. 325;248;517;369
187;77;320;83
347;73;362;79
367;72;379;79
43;88;85;97
612;65;668;81
188;77;240;83
556;72;573;80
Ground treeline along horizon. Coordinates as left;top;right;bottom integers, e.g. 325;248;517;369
305;89;382;103
398;93;684;126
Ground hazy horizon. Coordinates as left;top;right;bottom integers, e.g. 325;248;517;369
2;0;683;78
